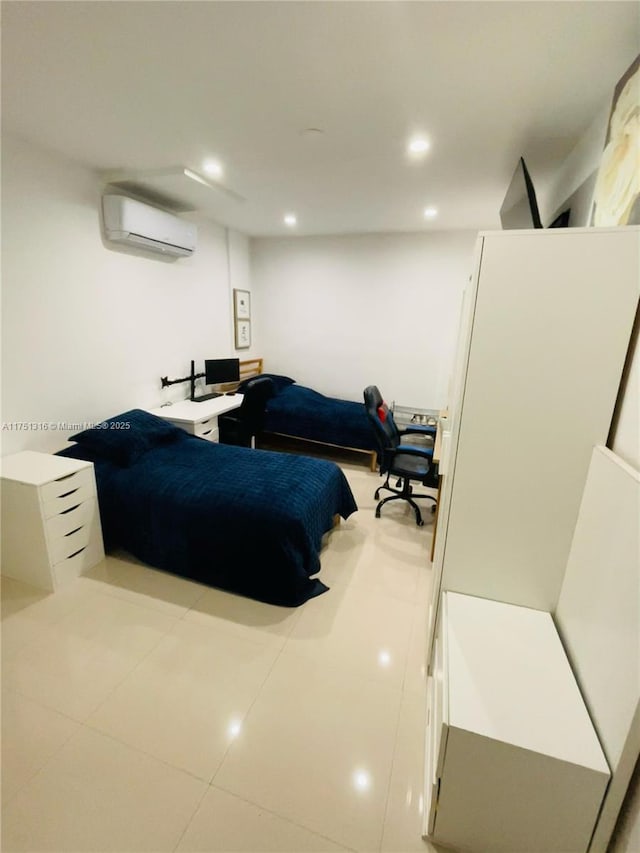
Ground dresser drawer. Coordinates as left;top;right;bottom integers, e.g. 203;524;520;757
52;532;104;587
39;465;93;503
48;522;95;566
42;482;96;519
45;497;100;540
193;417;218;440
1;452;104;593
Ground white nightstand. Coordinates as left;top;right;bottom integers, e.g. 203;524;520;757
148;395;243;443
1;451;105;591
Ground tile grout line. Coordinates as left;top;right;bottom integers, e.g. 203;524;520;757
205;624;293;787
170;776;212;853
0;690;81;810
207;780;360;853
378;560;431;852
170;627;300;852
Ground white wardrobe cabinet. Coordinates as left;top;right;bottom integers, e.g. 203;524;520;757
423;228;639;852
429;227;639;651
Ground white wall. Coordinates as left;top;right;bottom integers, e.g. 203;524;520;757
227;229;258;362
1;133;249;455
545;84;640;851
536;100;610;226
542;96;639;473
250;231;477;410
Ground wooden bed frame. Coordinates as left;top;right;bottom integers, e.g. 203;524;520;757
238;358;377;471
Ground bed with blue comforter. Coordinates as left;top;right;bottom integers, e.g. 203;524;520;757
239;374;377;466
57;409;358;606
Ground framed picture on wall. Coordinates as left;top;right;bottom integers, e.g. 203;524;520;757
234;289;251;321
235;319;251;349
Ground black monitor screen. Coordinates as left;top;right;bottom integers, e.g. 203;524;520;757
204;358;240;386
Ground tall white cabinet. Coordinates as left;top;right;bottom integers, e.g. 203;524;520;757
429;227;639;648
424;227;639;852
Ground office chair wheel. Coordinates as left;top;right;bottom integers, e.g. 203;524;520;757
417;518;425;527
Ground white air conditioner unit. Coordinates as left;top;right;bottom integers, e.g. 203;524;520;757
102;194;197;257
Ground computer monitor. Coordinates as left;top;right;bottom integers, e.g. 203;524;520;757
205;358;240;386
191;358;241;403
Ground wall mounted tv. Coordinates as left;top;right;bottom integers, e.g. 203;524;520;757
500;157;543;230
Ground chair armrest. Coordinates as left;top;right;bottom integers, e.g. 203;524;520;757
390;445;434;461
400;424;437;437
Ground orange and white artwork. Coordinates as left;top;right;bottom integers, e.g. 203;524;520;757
591;55;640;226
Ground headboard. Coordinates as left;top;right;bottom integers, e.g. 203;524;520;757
217;357;263;393
239;357;263;381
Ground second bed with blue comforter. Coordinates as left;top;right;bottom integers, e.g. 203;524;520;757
239;374;376;457
58;409;358;606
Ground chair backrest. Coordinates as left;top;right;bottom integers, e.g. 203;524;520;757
363;385;401;471
239;376;275;434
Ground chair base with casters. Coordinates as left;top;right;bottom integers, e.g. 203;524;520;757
374;453;437;527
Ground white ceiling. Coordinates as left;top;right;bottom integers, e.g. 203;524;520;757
2;1;638;236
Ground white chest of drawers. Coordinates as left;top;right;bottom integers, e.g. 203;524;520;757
1;451;105;591
147;395;243;443
425;592;610;852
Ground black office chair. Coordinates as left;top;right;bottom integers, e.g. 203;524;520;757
363;385;438;526
218;376;275;447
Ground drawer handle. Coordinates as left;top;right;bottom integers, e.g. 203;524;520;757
55;472;80;483
202;429;212;436
60;504;81;515
201;418;213;426
66;546;86;559
57;488;80;499
64;526;84;538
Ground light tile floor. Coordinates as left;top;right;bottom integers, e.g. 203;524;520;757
1;462;441;853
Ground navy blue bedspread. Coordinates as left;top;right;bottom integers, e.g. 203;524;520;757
58;434;357;606
264;384;375;452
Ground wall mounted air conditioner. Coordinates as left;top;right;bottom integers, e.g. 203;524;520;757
102;194;197;257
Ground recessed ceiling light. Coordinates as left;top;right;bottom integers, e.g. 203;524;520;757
424;207;438;218
284;213;297;227
203;160;223;177
408;137;430;154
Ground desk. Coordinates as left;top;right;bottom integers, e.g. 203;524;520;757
148;395;243;443
433;421;443;465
